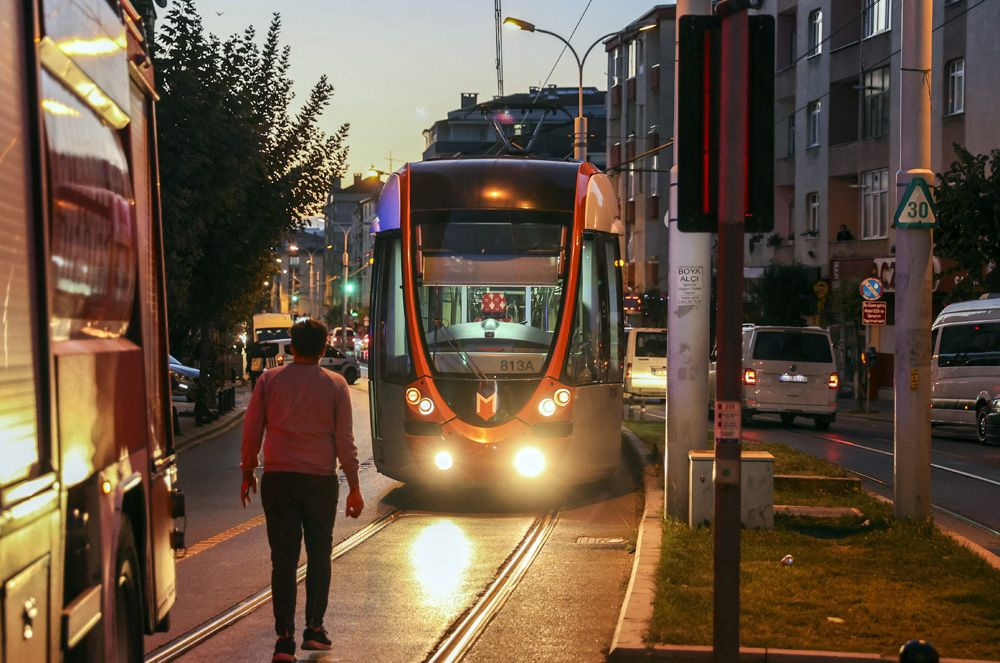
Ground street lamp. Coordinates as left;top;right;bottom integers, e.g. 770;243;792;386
504;16;655;162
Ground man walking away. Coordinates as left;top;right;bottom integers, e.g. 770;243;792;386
240;319;365;663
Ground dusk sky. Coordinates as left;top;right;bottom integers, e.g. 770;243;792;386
188;0;664;181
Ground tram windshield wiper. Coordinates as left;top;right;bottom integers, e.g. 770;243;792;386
430;321;488;381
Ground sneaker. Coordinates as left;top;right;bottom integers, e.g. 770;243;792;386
301;626;332;651
272;636;295;663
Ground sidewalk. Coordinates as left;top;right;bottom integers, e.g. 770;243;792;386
608;428;1000;663
171;381;252;452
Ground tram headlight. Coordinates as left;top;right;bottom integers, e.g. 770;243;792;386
554;388;571;406
514;447;545;478
434;451;453;471
418;398;435;416
406;387;421;404
538;398;557;417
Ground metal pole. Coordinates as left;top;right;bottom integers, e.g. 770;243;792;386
575;63;587;161
713;8;749;661
894;0;933;519
342;229;349;348
666;0;713;520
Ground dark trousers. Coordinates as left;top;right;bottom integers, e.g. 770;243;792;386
261;472;339;636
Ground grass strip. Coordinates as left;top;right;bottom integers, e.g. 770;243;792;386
645;437;1000;658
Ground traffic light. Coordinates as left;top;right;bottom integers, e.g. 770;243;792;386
343;281;355;294
676;14;774;232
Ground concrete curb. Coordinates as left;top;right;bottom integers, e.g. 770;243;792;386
173;407;246;453
608;425;1000;663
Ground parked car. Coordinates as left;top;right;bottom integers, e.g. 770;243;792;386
710;324;839;430
258;339;361;385
624;327;667;399
330;327;357;352
930;296;1000;444
168;354;199;402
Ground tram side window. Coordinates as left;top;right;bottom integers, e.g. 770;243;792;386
564;238;607;384
377;236;412;381
0;19;42;487
603;237;624;382
938;323;1000;367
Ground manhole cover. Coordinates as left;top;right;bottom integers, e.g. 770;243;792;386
575;536;627;548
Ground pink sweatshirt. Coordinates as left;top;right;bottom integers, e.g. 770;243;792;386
240;363;359;480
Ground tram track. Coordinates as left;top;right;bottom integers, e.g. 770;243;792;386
425;507;562;663
144;508;404;663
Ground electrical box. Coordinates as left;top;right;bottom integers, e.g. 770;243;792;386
689;450;774;529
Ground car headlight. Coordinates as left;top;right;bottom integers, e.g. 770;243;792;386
991;398;1000;414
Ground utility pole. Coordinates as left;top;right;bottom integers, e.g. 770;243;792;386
713;6;751;660
341;228;350;347
894;0;933;519
666;0;713;519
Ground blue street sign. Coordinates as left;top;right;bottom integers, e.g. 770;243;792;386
860;277;883;301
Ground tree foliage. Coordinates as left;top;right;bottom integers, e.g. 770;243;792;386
745;262;816;326
155;1;349;358
935;145;1000;300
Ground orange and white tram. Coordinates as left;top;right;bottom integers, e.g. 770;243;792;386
368;157;625;485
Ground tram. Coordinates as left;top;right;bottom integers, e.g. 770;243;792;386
368;157;625;485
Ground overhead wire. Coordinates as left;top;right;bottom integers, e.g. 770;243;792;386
530;0;594;106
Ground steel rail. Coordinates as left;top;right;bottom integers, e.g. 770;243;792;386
144;508;403;663
425;508;562;663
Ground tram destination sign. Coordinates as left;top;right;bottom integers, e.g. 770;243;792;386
862;300;887;326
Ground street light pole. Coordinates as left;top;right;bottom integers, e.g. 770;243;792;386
341;227;349;348
504;17;639;162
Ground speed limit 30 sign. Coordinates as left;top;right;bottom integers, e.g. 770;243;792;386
894;178;938;229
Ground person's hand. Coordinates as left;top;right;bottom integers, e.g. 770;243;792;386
241;470;257;507
345;487;364;519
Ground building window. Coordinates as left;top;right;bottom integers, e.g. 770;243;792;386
861;168;889;239
862;66;890;138
627;41;637;79
629;164;638;200
610;48;621;87
863;0;891;38
808;9;823;57
787;114;795;156
946;58;965;115
807;100;821;147
806;192;820;233
636;38;645;76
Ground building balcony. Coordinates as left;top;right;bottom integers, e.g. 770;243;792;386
830;237;890;262
775;66;795;102
828;136;889;179
829;42;860;82
775;156;795;187
610;84;621;109
627;78;636;103
649;64;660;92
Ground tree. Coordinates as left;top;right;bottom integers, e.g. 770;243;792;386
745;262;816;326
155;1;349;371
935;145;1000;300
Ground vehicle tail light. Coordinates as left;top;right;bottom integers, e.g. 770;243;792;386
828;372;840;389
742;368;757;386
625;363;632;382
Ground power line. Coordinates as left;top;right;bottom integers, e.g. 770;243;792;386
530;0;593;106
776;0;993;128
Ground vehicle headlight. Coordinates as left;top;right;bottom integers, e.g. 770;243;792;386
538;398;557;417
514;447;545;477
406;387;421;404
418;398;435;415
554;388;571;406
434;451;453;470
991;398;1000;414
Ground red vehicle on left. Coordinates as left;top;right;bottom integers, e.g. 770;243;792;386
1;0;183;660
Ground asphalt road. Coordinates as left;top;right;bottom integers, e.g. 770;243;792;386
637;399;1000;555
146;379;642;661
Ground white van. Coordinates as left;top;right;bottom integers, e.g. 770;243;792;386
711;325;839;430
624;327;667;398
931;296;1000;443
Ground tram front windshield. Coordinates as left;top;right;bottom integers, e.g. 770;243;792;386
414;215;568;377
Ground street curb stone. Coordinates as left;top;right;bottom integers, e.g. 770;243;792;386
173;407;246;453
609;425;1000;663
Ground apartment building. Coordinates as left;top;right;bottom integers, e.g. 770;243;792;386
604;5;677;294
753;0;1000;339
423;87;607;167
323;173;383;324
